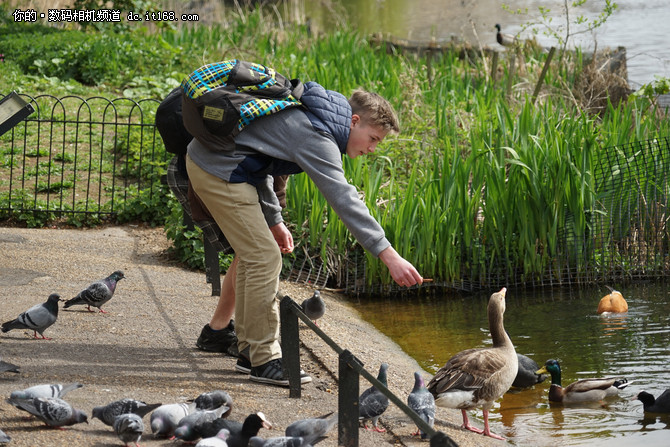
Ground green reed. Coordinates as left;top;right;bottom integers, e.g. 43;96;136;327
157;6;670;289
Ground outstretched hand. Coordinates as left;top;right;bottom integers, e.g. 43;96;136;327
270;222;294;253
378;246;423;287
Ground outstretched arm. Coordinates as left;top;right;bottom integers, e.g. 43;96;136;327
378;246;423;287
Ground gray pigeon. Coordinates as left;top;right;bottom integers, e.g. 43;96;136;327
199;412;271;447
92;398;161;426
174;406;229;442
285;412;337;446
193;389;233;415
407;371;435;439
248;435;308;447
1;293;61;339
8;396;88;427
0;357;19;374
64;270;125;313
150;402;196;437
195;428;230;447
301;290;325;325
113;413;144;447
0;428;10;443
9;383;83;411
359;363;389;432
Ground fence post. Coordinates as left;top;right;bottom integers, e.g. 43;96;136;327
338;349;361;447
279;295;301;398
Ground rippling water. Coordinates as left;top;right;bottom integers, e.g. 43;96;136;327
348;283;670;446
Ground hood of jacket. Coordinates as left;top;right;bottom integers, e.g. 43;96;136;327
299;81;352;153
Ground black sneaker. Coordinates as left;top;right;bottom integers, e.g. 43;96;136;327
196;321;239;357
249;358;312;387
235;346;251;374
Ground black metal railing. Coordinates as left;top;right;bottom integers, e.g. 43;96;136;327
279;295;458;447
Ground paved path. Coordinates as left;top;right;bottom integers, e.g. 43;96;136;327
0;226;499;447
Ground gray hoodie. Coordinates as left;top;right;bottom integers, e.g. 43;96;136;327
187;86;390;257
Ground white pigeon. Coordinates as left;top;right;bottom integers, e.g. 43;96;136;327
8;396;88;427
0;428;10;443
196;428;230;447
1;293;62;339
150;402;196;437
113;413;144;447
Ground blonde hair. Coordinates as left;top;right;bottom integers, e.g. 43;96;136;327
348;88;400;134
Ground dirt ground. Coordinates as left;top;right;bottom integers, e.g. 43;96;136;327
0;225;504;447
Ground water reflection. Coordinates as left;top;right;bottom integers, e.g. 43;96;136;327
347;282;670;446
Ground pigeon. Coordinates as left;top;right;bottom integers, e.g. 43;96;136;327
193;390;233;414
174;406;229;442
248;436;307;447
8;396;88;428
113;413;144;447
407;371;435;439
301;290;325;326
150;402;196;438
0;429;10;443
63;270;125;313
285;411;337;446
196;428;230;447
1;293;62;339
0;357;19;374
198;412;271;447
92;398;161;426
359;363;389;432
9;382;83;401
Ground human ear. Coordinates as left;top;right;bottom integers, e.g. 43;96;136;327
350;114;361;128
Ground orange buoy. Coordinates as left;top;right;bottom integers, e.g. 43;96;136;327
597;290;628;314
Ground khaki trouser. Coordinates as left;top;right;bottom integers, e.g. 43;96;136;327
186;155;282;366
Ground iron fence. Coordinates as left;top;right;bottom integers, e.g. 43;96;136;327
0;93;167;220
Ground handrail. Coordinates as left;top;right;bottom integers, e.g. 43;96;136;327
279;295;458;447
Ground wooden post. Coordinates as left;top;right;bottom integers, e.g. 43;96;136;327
532;46;556;104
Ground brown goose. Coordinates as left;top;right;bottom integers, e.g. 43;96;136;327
427;288;517;440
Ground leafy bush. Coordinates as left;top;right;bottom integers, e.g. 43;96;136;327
0;20;179;86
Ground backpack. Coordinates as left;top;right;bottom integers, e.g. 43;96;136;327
179;59;304;152
155;86;192;156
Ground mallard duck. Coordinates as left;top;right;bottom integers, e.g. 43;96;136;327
427;288;517;440
495;24;517;47
597;286;628;314
634;389;670;413
512;354;547;389
536;359;630;403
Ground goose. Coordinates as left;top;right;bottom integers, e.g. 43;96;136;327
597;286;628;314
495;24;517;47
536;359;630;403
634;389;670;413
426;288;517;440
512;354;547;389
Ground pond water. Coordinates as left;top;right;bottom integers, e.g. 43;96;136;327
304;0;669;88
347;282;670;446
